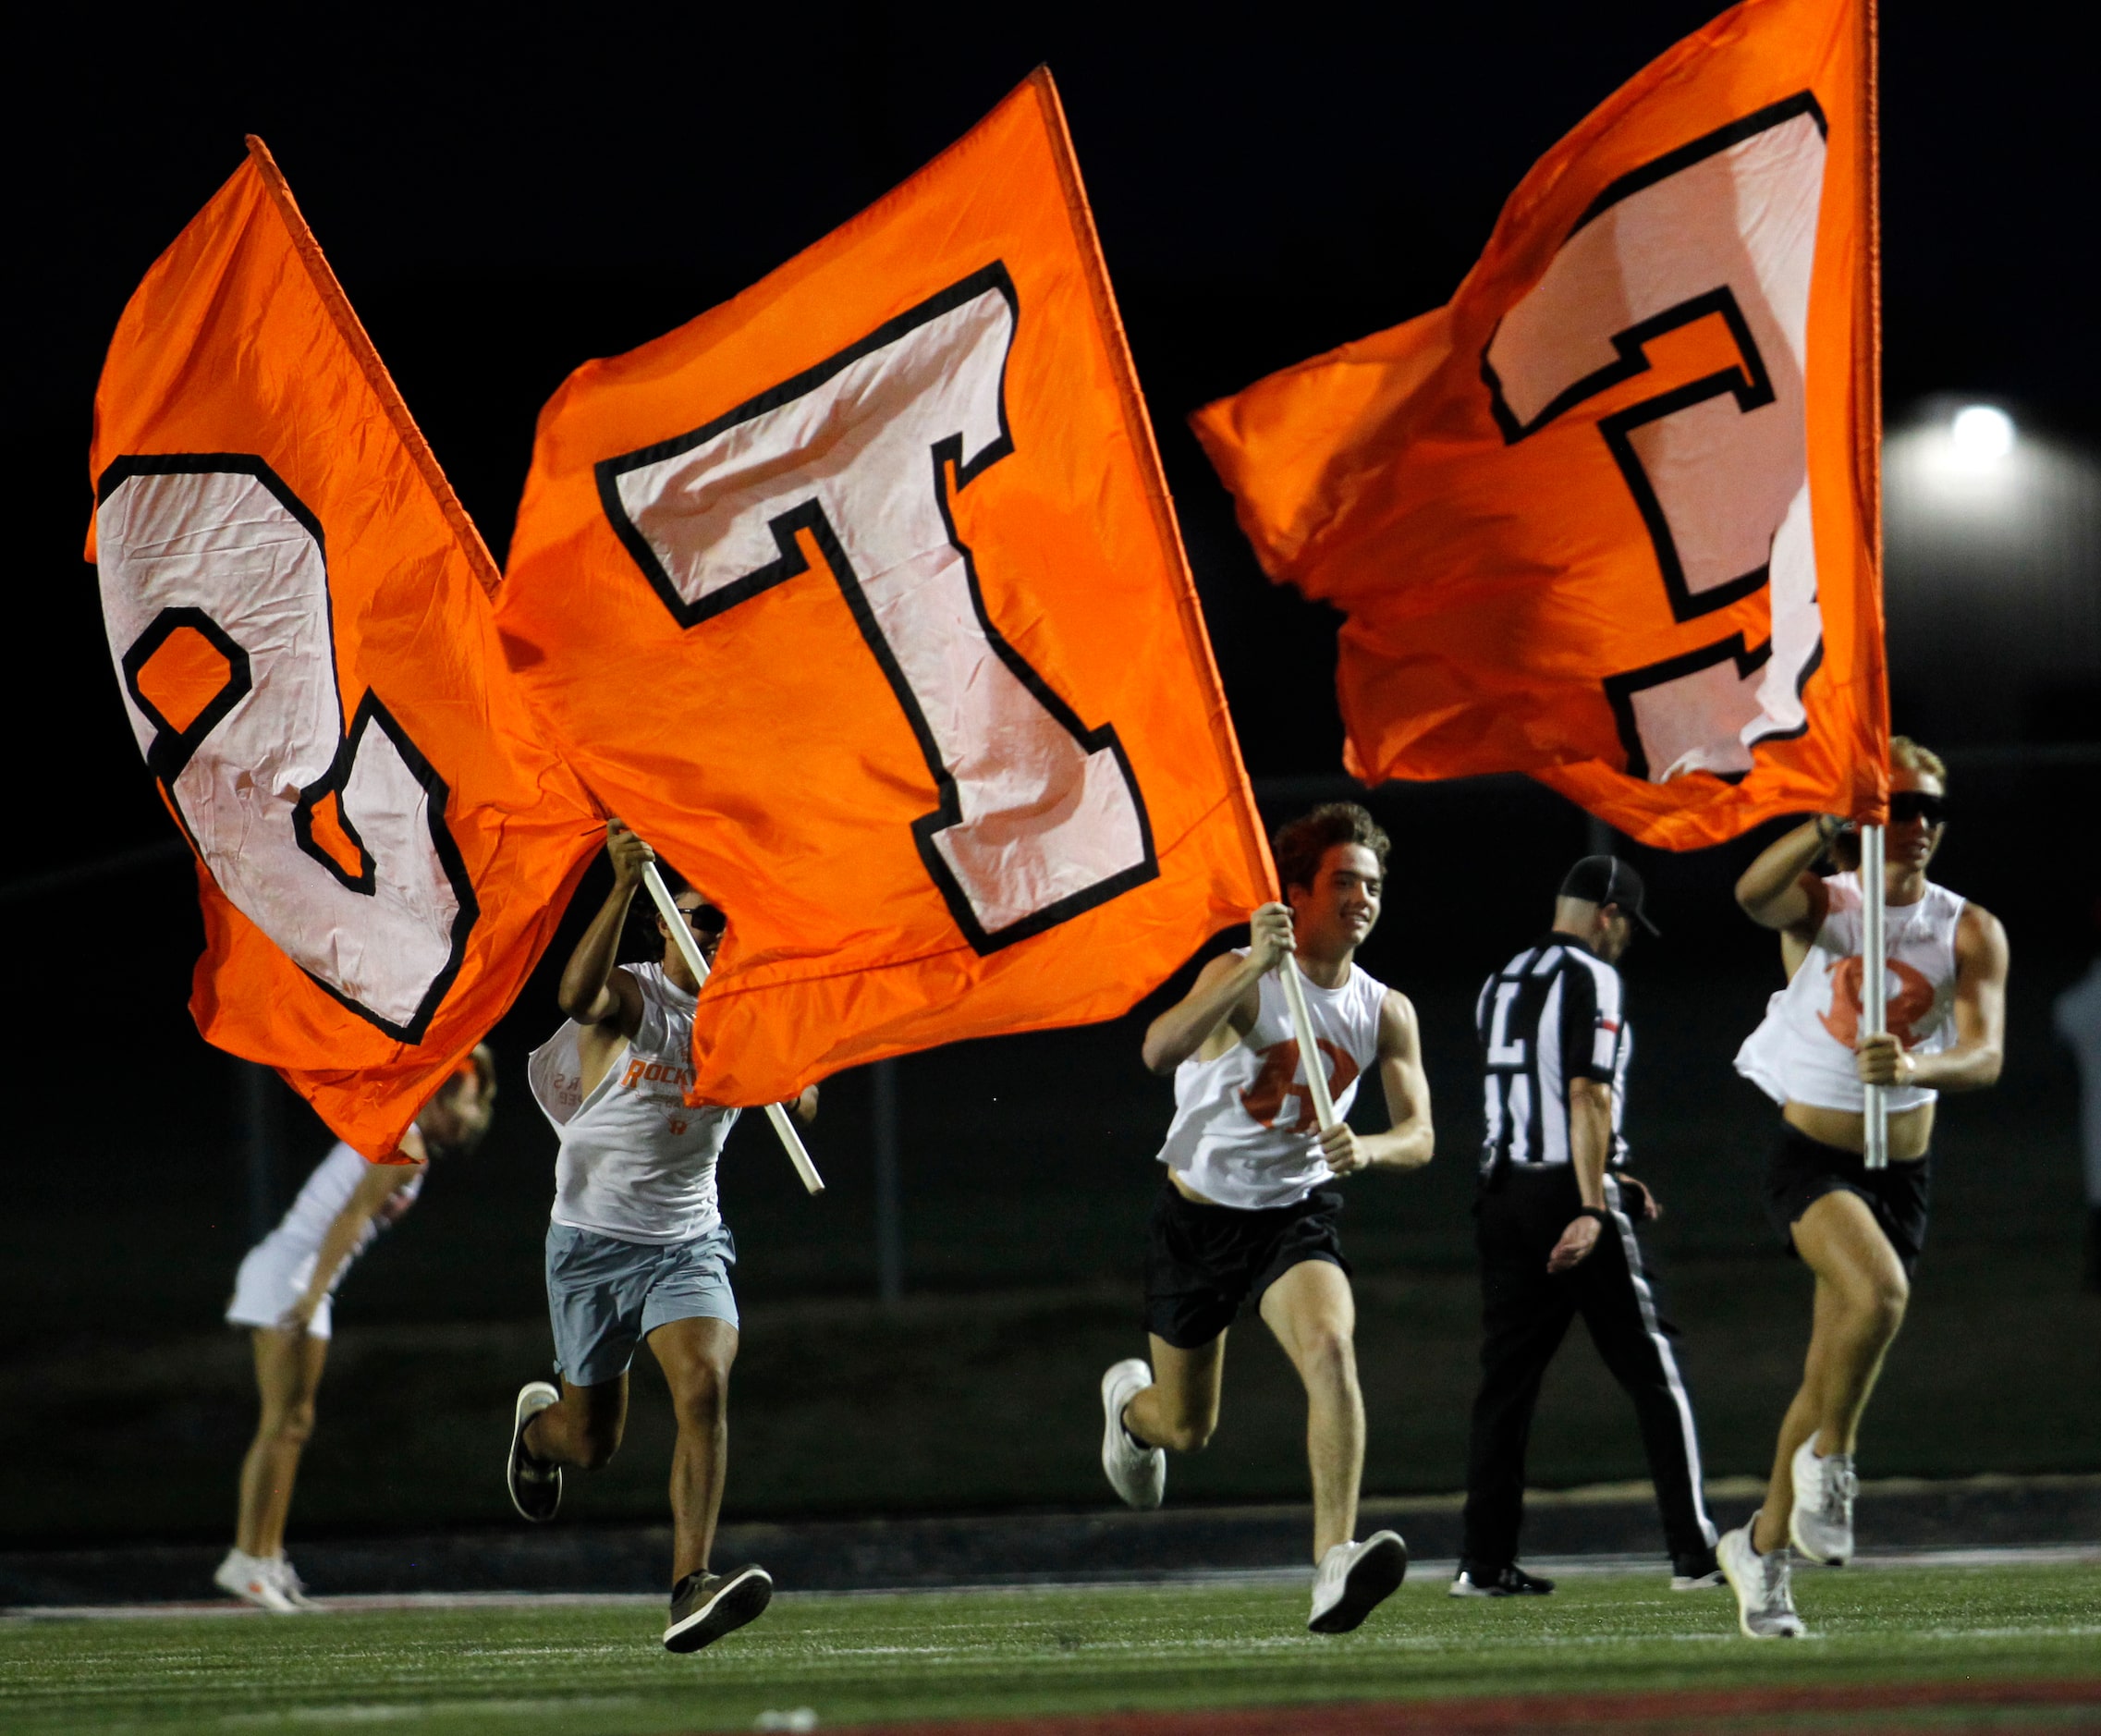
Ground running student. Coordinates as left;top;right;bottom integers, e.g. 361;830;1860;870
1719;739;2008;1639
1453;856;1720;1599
1099;803;1434;1634
216;1046;496;1611
507;818;815;1656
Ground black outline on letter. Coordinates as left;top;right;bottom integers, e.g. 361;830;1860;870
96;454;479;1042
1474;92;1831;779
120;606;253;785
595;262;1158;955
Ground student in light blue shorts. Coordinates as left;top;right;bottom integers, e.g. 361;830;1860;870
507;819;814;1656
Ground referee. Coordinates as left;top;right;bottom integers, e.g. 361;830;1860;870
1450;856;1721;1596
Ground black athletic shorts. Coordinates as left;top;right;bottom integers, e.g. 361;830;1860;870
1142;1180;1349;1350
1763;1124;1932;1278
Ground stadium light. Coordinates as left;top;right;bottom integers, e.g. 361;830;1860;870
1949;404;2015;467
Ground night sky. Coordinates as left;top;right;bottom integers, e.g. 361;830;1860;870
13;1;2093;871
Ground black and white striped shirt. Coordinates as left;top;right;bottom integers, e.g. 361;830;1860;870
1475;935;1631;1173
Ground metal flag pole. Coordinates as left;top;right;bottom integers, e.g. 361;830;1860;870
1276;949;1339;1134
1861;823;1889;1170
641;861;825;1195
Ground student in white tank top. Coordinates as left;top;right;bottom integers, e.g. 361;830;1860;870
507;819;814;1657
1715;740;2009;1642
1098;803;1435;1636
216;1046;496;1612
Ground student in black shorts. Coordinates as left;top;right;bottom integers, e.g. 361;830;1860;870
1724;740;2009;1639
1094;803;1435;1633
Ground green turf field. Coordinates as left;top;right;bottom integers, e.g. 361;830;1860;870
5;1563;2097;1735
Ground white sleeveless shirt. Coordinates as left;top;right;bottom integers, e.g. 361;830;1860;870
263;1139;424;1267
1735;872;1966;1114
1157;952;1389;1210
530;962;740;1245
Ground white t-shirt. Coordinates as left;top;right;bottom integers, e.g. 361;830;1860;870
1157;953;1389;1210
529;961;739;1245
1735;871;1965;1114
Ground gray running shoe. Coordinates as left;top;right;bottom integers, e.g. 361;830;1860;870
1308;1531;1408;1632
1718;1521;1806;1639
665;1565;773;1653
1098;1359;1165;1511
507;1381;562;1522
1789;1435;1857;1565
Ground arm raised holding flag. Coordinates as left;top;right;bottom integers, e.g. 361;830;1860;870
1727;740;2007;1633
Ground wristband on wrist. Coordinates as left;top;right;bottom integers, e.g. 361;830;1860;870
1576;1206;1609;1225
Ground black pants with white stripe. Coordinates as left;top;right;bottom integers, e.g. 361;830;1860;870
1460;1166;1716;1571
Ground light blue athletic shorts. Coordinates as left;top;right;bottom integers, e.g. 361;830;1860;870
544;1221;739;1388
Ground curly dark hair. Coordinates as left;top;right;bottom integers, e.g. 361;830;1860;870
1272;802;1390;894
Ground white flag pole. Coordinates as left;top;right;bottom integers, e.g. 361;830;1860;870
1276;950;1339;1135
641;861;825;1196
1861;823;1889;1170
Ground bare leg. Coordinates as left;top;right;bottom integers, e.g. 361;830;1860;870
1124;1332;1227;1453
525;1374;629;1470
236;1328;328;1559
648;1316;740;1583
1259;1260;1363;1562
1751;1191;1909;1553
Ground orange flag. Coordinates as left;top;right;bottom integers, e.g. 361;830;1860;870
500;69;1271;1105
1192;0;1887;849
89;139;603;1158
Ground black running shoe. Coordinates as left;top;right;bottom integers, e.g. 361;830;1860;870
1671;1549;1725;1591
1448;1562;1557;1597
664;1565;774;1654
507;1381;562;1523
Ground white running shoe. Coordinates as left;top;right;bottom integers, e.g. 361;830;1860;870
1309;1531;1408;1633
1717;1521;1806;1639
268;1556;321;1610
1098;1360;1165;1510
213;1547;298;1614
1789;1434;1857;1565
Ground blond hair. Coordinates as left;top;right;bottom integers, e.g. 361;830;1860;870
1890;735;1948;785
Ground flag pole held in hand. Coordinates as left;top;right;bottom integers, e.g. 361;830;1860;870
1860;823;1889;1170
1276;950;1339;1135
641;862;825;1195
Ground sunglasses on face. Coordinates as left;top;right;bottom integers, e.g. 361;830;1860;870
675;904;727;935
1887;792;1948;826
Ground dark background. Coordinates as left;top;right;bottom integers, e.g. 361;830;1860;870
3;3;2095;1544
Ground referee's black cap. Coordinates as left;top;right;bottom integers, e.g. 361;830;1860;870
1559;855;1661;935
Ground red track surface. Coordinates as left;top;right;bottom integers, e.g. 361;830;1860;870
833;1679;2101;1734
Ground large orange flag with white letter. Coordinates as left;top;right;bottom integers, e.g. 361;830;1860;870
1193;0;1887;849
501;69;1271;1105
88;140;602;1157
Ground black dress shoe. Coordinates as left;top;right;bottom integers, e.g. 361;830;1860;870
1448;1561;1557;1597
